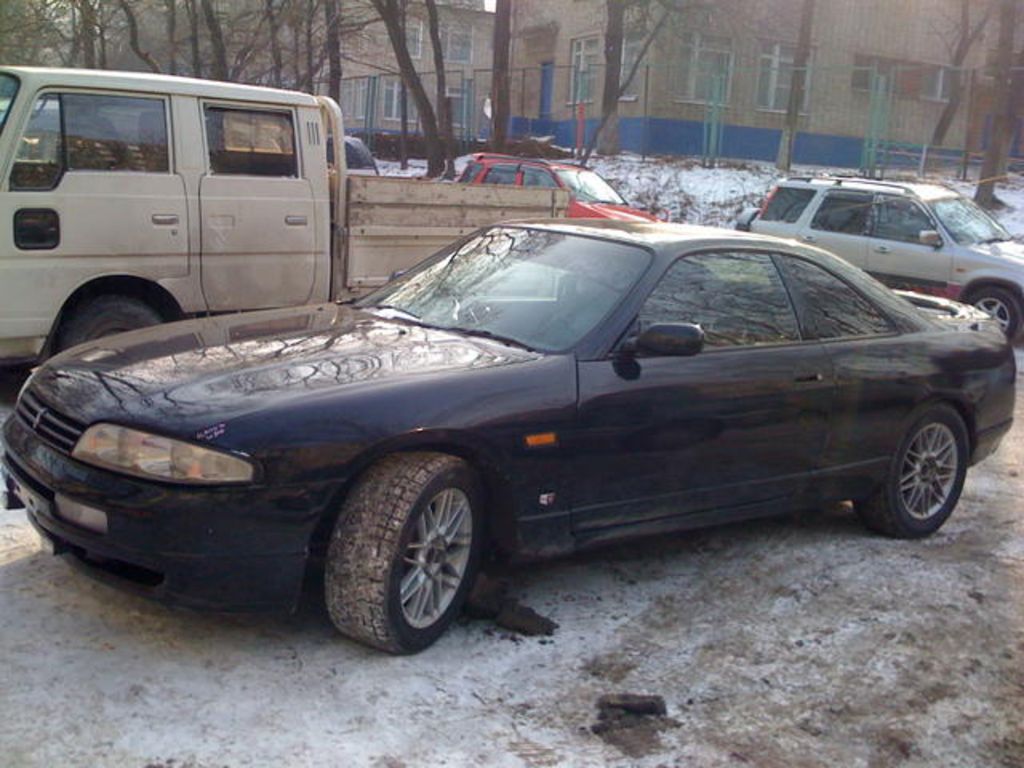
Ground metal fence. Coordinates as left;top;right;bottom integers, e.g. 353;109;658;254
340;61;1024;178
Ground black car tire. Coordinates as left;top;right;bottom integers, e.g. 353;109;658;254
968;285;1021;339
57;295;164;351
324;452;483;654
855;404;969;539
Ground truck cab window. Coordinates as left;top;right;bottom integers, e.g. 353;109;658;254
204;107;297;177
11;94;62;190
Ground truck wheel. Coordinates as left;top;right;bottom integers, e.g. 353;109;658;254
325;452;483;654
57;295;164;351
855;404;968;539
970;286;1021;339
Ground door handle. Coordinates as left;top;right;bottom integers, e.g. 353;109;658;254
285;215;308;226
874;245;891;254
794;372;823;383
801;234;816;243
151;214;179;226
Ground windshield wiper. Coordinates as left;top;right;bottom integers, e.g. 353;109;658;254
979;236;1011;244
452;327;536;352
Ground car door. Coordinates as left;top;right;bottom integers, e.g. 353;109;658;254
866;194;954;293
774;252;907;500
199;103;317;311
571;250;834;537
797;189;872;269
3;90;188;327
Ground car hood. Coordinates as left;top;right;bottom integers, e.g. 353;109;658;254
966;239;1024;268
27;304;541;433
573;200;660;221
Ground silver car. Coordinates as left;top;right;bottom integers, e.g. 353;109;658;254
741;177;1023;338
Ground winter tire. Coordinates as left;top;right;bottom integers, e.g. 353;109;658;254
56;294;164;352
324;452;483;653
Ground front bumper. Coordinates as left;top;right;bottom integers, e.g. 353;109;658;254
2;414;338;612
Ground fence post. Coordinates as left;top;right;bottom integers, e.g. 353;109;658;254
642;64;650;161
520;67;527;137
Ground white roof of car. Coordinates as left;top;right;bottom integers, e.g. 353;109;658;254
781;175;956;201
0;66;318;107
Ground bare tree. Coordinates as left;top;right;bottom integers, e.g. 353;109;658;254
371;0;446;176
776;0;815;171
184;0;203;77
166;0;178;75
490;0;511;151
120;0;162;73
200;0;229;80
976;0;1020;208
325;0;343;103
424;0;456;178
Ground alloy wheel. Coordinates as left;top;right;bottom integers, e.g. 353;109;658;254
399;488;473;629
898;422;958;520
975;296;1011;333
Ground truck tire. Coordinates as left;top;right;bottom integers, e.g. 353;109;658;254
969;285;1021;339
56;295;164;352
855;404;968;539
324;452;483;654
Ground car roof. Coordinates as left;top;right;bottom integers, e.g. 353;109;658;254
499;218;813;254
777;175;955;201
0;66;319;107
469;153;584;171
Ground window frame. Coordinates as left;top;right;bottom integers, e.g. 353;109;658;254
773;252;899;342
756;40;811;114
868;194;938;245
633;248;805;354
809;189;874;236
482;163;520;185
9;88;173;192
201;101;300;179
569;36;601;104
442;22;473;65
675;32;734;105
405;19;423;60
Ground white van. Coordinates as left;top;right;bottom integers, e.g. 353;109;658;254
0;67;568;365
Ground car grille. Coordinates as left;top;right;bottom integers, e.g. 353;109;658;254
15;390;86;454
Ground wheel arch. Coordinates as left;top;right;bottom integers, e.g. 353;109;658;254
960;277;1023;303
48;275;185;352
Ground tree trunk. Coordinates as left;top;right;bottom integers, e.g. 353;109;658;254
77;0;97;68
166;0;178;75
372;0;445;176
200;0;229;81
930;0;991;151
596;0;626;156
325;0;342;103
976;0;1018;209
264;0;283;86
776;0;815;171
120;0;162;73
184;0;202;77
304;0;315;92
425;0;457;178
490;0;511;150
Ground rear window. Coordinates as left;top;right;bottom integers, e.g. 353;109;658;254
811;191;873;235
761;186;816;222
204;106;297;177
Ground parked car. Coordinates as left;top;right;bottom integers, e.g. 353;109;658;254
459;152;659;222
342;135;379;176
0;68;568;367
3;221;1015;653
737;176;1024;338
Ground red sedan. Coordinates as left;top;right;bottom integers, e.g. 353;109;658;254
458;153;659;221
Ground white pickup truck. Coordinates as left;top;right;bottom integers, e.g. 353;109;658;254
0;67;568;365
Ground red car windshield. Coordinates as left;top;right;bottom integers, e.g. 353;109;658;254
554;168;626;205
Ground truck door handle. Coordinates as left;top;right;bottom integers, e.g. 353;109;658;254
285;215;308;226
794;372;823;383
874;245;891;254
801;234;816;243
151;214;179;226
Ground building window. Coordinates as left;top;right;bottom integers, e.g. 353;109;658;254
405;19;423;59
852;54;920;98
570;36;601;103
677;32;732;104
382;77;418;123
921;65;956;101
341;78;368;120
757;41;810;112
446;84;466;126
443;23;472;64
620;32;646;98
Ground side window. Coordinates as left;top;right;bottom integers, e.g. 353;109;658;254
638;252;800;348
483;164;518;185
872;197;934;244
11;92;168;191
782;256;894;338
810;191;872;235
761;186;816;223
459;160;483;182
204;106;297;177
11;94;62;190
522;166;558;188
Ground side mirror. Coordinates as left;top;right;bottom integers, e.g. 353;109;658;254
634;323;705;357
735;207;760;232
919;229;943;248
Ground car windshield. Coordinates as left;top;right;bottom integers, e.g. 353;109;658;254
554;168;626;205
931;195;1011;245
356;227;651;352
0;74;18;136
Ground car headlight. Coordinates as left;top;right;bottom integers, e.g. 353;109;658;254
72;423;255;485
